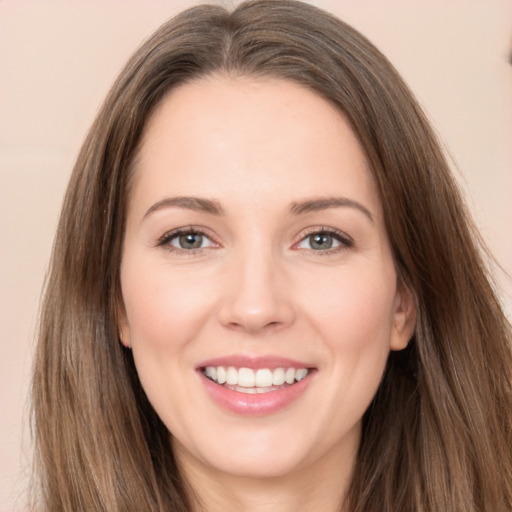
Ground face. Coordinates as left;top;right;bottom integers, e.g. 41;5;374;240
119;76;415;483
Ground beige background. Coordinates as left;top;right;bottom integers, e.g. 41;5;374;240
1;1;511;510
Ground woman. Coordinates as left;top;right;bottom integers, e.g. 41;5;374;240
31;1;512;511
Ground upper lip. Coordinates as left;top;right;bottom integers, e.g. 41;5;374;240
196;355;315;371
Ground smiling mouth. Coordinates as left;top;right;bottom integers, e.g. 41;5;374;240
202;366;311;394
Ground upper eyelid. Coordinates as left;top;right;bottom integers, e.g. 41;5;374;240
295;226;353;243
291;228;354;255
156;226;217;246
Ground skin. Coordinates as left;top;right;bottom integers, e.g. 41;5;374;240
118;76;416;512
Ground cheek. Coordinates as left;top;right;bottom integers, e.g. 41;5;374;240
300;264;397;363
120;258;219;353
119;258;220;430
306;268;397;424
311;264;395;325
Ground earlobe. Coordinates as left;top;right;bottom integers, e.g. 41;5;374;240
390;281;417;351
116;298;131;348
118;327;131;348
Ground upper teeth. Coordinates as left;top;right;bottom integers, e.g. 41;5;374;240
204;366;309;387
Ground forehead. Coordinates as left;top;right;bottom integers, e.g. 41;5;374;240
130;75;381;218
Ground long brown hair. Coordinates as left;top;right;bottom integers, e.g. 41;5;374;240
31;1;512;510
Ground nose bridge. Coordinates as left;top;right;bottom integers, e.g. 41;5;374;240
219;239;294;333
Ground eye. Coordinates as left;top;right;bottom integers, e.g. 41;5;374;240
158;229;217;252
295;229;352;252
171;232;208;250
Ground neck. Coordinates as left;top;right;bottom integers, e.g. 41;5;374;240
175;435;358;512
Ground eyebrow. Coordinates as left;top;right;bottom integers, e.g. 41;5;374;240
143;196;224;219
142;195;373;222
289;197;374;222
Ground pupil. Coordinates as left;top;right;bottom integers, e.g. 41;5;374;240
180;233;202;249
310;233;332;250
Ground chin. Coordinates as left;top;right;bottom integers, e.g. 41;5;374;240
206;451;304;480
173;428;312;481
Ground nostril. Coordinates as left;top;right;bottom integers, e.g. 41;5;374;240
225;319;287;334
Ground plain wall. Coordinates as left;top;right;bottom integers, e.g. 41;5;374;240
1;1;511;510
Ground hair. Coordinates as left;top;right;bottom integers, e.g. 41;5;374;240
31;1;512;511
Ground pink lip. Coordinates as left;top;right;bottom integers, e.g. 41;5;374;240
200;374;314;416
196;354;313;370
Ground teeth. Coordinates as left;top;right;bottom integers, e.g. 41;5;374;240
217;366;226;384
226;367;238;385
228;385;282;394
285;368;296;384
238;367;255;387
295;368;308;381
204;366;217;380
203;366;310;389
255;369;273;387
272;368;285;385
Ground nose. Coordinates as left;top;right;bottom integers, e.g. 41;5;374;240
218;248;296;334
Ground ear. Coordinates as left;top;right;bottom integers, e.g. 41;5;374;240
116;296;131;349
390;280;417;351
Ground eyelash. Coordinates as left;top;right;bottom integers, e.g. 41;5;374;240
293;226;353;255
156;226;353;255
156;227;218;255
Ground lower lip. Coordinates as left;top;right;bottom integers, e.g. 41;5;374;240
199;371;315;416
